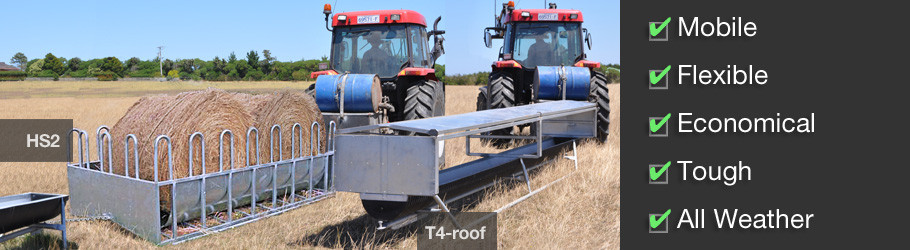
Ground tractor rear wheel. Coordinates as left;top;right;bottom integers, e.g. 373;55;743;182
486;71;516;147
590;71;611;142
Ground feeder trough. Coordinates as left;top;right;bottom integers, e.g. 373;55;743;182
0;193;69;248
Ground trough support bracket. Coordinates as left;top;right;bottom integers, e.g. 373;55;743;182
432;195;463;229
565;140;578;170
520;159;532;192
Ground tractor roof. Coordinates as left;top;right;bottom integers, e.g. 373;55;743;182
508;9;583;23
332;10;427;27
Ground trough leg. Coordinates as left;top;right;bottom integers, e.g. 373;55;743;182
433;195;463;229
60;198;67;249
520;159;532;192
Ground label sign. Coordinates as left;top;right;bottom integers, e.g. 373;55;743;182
0;119;72;162
538;13;559;21
417;212;497;250
357;15;380;24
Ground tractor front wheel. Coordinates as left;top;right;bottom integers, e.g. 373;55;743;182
305;83;316;97
403;79;445;121
485;71;516;147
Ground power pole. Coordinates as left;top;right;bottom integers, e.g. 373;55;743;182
157;46;164;76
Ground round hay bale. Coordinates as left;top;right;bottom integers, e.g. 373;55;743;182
250;90;326;162
107;88;325;212
111;88;255;207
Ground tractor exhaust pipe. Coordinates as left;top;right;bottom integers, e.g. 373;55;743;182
429;16;445;67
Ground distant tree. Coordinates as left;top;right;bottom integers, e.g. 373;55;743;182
58;57;68;74
42;53;65;75
101;57;124;75
27;59;44;75
193;59;205;72
10;52;27;70
434;64;445;82
162;59;175;74
245;70;264;81
177;59;198;73
228;52;237;63
126;57;141;71
67;57;82;72
246;50;259;69
227;60;251;79
261;49;275;74
212;56;225;74
321;55;328;61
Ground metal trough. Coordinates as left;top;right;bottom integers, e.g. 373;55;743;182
67;122;336;245
0;193;68;248
334;100;597;226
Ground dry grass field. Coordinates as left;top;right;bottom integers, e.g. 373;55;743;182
0;81;619;249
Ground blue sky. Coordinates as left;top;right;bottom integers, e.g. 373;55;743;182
0;0;618;75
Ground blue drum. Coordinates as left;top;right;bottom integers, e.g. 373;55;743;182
315;74;382;112
534;66;591;101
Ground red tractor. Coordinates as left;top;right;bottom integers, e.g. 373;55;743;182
309;4;446;130
479;2;610;143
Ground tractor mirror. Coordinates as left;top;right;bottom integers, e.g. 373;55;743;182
585;32;593;50
484;32;493;48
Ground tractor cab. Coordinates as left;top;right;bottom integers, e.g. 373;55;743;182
484;2;596;69
317;9;443;81
312;6;445;81
310;5;446;131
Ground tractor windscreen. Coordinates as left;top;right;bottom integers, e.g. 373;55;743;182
508;22;583;68
331;25;410;78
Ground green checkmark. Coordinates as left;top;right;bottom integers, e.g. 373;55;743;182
650;161;672;180
649;113;672;133
649;17;672;37
650;65;672;84
650;209;672;228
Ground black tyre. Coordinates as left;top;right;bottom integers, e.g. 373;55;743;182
403;79;446;167
404;79;444;121
590;71;611;142
432;80;445;117
486;71;516;147
305;83;316;96
476;86;488;111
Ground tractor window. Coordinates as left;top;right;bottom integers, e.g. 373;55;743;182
408;25;429;68
509;22;582;68
331;25;410;77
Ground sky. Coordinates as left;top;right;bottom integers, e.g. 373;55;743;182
0;0;618;75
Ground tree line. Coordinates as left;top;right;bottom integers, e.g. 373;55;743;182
7;51;332;81
7;52;617;83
